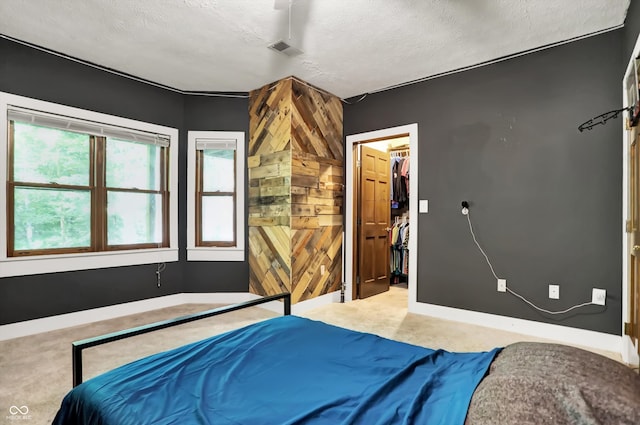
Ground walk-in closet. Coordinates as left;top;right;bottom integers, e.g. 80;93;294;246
353;136;411;299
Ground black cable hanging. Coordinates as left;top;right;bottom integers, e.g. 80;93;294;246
578;106;634;132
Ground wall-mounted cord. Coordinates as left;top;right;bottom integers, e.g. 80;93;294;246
156;239;166;289
342;93;368;105
464;210;597;315
156;262;166;288
265;75;369;104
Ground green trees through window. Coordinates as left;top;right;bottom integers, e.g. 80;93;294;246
12;123;91;251
200;149;235;245
186;130;245;262
106;138;164;246
9;121;168;256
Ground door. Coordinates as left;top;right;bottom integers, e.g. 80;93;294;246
357;144;391;298
628;126;640;353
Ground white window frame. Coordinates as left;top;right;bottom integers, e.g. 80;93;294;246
187;131;245;261
0;92;179;277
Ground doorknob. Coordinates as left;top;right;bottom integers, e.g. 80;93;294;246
384;227;392;232
634;245;640;251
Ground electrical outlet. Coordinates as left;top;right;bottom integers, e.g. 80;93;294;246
320;264;325;276
592;288;606;305
548;284;560;300
497;278;506;292
461;201;469;215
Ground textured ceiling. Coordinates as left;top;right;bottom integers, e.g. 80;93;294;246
0;0;631;99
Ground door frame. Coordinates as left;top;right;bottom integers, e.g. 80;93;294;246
345;123;418;307
622;32;640;365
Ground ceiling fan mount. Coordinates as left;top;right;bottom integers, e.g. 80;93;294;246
268;0;305;56
273;0;293;10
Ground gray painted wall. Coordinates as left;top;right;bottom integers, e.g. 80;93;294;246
344;30;623;335
182;96;251;293
1;19;636;332
0;38;249;325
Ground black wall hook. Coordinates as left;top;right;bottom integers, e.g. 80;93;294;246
578;106;633;132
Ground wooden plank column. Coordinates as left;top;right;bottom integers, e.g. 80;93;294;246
249;77;343;304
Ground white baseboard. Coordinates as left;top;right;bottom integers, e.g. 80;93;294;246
621;335;640;365
0;292;252;341
0;291;340;341
182;292;255;304
409;300;622;354
1;293;183;341
4;292;621;356
245;290;339;315
292;291;341;314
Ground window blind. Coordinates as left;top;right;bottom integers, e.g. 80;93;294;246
8;106;170;147
196;138;237;150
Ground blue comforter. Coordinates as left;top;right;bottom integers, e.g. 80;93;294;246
53;316;500;425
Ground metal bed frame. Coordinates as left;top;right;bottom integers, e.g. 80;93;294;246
71;292;291;387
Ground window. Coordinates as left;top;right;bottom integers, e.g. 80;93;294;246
187;131;245;261
0;92;179;277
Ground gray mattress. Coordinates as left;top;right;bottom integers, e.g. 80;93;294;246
465;342;640;425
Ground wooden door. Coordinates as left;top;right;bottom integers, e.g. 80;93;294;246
357;145;391;299
628;126;640;353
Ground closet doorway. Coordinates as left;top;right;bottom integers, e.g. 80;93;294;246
345;124;418;306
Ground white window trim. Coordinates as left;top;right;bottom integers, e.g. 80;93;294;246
187;131;245;261
0;91;179;277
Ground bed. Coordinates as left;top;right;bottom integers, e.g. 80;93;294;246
53;294;640;425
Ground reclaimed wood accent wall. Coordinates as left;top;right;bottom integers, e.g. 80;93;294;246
249;77;343;304
248;78;293;298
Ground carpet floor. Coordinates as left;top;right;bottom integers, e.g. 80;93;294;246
0;287;621;424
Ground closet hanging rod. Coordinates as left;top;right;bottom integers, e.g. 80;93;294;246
388;144;409;152
390;151;409;157
389;145;409;157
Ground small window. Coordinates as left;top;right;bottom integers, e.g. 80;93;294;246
187;131;245;261
0;92;179;277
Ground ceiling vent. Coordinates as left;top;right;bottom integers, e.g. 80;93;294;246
268;40;303;57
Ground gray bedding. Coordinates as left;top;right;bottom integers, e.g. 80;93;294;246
465;342;640;425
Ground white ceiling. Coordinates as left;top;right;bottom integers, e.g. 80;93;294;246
0;0;631;99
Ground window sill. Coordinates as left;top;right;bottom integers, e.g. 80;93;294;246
0;248;179;277
187;247;245;262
